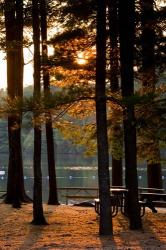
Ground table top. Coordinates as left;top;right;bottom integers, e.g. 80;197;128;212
57;187;99;192
140;192;166;196
110;188;128;192
139;187;164;192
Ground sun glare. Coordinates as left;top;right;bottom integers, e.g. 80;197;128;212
157;0;166;7
76;52;88;65
0;52;7;90
48;45;55;57
163;31;166;37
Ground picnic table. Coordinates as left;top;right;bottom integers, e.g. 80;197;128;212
140;192;166;201
94;187;166;217
110;187;129;216
139;192;166;211
95;188;129;217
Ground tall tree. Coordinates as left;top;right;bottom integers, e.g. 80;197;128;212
119;0;142;229
5;0;29;206
39;0;59;205
31;0;47;224
141;0;162;190
96;0;113;235
108;0;123;187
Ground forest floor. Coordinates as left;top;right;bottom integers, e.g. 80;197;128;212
0;203;165;249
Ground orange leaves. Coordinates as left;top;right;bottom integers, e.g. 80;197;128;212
50;66;95;88
67;100;95;119
76;46;96;65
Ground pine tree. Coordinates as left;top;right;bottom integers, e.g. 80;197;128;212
141;0;163;190
40;0;59;205
96;0;113;235
4;0;30;207
31;0;47;225
119;0;142;230
108;0;123;187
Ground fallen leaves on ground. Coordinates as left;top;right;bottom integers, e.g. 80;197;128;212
0;203;165;249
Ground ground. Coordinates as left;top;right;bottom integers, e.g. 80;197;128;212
0;203;165;249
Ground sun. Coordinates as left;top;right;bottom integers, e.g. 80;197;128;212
76;47;96;66
76;52;88;65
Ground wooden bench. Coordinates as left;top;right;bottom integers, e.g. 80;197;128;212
94;198;100;214
0;191;6;199
0;192;6;203
58;187;98;204
139;192;166;211
63;195;98;205
140;192;166;200
139;187;165;193
152;200;166;208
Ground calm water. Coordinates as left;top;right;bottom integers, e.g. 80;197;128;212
0;166;166;203
0;121;166;202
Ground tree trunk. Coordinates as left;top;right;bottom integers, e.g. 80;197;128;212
96;0;113;235
147;162;162;189
31;0;47;225
15;0;31;203
32;125;48;224
7;117;21;208
108;0;123;186
40;0;59;205
46;121;59;204
119;0;142;229
112;158;123;186
4;0;29;206
141;0;162;190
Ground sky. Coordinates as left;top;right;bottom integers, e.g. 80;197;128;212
0;49;33;90
0;46;55;90
0;52;7;90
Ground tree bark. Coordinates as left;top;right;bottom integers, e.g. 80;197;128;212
4;0;29;206
40;0;59;205
31;0;47;225
141;0;162;190
108;0;123;186
119;0;142;229
96;0;113;235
